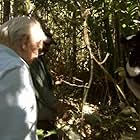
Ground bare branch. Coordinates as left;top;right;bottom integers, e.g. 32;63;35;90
99;52;110;65
73;77;84;83
62;80;88;88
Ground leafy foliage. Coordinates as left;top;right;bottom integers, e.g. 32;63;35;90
1;0;140;139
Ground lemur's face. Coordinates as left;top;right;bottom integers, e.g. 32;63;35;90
121;32;140;77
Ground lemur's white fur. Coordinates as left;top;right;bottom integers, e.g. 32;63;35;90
126;62;140;77
126;35;136;40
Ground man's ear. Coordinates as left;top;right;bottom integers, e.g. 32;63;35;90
21;35;29;51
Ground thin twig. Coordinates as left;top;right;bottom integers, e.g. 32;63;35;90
73;77;84;83
99;52;110;65
62;80;88;88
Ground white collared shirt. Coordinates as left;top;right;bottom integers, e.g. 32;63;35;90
0;44;38;140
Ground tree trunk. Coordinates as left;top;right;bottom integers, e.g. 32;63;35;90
3;0;10;22
13;0;19;16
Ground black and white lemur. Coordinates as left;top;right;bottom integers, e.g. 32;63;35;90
121;31;140;139
121;32;140;100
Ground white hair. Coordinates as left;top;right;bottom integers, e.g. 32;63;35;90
0;16;47;46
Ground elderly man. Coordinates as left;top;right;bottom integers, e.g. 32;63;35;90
0;16;47;140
